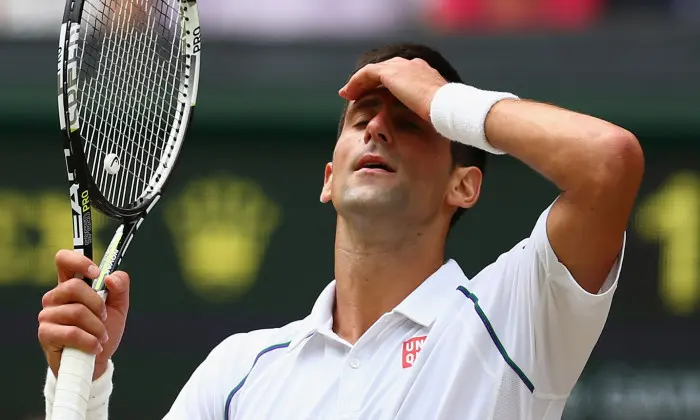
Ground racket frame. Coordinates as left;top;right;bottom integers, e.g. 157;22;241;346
53;1;201;419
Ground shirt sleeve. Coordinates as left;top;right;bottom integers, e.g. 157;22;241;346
505;200;624;397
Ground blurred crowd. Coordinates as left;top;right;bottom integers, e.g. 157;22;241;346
0;0;697;39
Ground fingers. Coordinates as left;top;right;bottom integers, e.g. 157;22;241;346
340;57;420;100
42;278;106;322
339;57;440;106
38;304;109;346
55;249;100;283
340;63;386;100
38;322;104;355
104;271;130;315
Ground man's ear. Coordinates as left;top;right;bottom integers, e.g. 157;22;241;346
320;162;333;203
445;166;482;210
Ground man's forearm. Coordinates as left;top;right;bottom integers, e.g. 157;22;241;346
483;99;642;197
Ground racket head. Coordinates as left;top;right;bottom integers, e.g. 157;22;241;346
58;0;201;221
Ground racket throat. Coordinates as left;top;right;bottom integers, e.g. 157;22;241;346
92;225;125;291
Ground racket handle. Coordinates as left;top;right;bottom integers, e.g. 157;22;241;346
52;289;108;420
51;347;96;420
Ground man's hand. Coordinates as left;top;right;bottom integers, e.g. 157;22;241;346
339;57;447;122
38;250;131;380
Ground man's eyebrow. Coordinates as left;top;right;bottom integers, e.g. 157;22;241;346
348;96;382;114
347;94;411;116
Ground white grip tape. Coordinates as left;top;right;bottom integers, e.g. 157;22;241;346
52;291;105;420
52;347;96;420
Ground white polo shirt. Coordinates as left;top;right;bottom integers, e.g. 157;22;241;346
160;204;623;420
43;203;623;419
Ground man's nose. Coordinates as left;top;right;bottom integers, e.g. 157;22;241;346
364;113;391;145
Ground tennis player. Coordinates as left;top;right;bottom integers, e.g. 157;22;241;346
39;44;644;419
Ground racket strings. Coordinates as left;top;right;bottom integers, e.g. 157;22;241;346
76;0;186;209
85;0;180;205
95;1;169;203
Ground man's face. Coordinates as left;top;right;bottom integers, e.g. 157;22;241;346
320;89;456;227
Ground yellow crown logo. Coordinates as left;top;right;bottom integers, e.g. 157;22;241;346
165;175;281;301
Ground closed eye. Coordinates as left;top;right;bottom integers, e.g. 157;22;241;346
396;119;422;132
353;120;369;129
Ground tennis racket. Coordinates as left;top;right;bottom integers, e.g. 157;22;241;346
54;1;201;419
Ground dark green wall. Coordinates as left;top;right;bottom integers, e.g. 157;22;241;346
2;114;699;419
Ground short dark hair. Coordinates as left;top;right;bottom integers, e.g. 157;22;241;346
337;43;486;228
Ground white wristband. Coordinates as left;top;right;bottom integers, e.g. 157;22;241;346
45;359;114;420
430;83;519;155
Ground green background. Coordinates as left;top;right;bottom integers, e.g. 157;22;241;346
1;33;700;418
2;120;699;419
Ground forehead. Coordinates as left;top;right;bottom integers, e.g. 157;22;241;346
345;88;410;115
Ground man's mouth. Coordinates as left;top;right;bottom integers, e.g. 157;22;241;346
355;155;396;173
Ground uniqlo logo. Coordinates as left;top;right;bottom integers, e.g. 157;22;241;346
402;336;427;368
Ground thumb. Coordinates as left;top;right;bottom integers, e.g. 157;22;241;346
104;271;130;314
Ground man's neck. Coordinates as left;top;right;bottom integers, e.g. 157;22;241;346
332;217;446;344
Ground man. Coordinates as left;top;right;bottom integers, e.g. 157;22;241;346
39;44;644;419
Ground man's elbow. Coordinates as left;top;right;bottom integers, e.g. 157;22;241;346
588;128;645;198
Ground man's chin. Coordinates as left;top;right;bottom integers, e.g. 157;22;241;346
336;187;408;216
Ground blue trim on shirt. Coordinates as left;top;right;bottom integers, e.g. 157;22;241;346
224;341;291;420
457;285;535;393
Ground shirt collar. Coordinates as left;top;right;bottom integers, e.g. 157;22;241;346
288;280;336;351
288;259;469;352
392;259;468;327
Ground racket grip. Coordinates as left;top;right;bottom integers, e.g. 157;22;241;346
51;347;96;420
